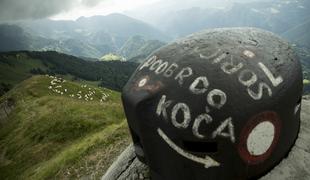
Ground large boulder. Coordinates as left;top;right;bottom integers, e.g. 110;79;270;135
103;97;310;179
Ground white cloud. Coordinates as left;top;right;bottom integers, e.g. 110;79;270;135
0;0;159;21
51;0;160;20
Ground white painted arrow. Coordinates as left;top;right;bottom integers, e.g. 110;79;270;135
157;128;220;168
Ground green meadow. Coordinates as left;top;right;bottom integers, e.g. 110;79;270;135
0;75;130;179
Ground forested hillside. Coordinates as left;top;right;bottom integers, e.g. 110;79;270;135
0;51;138;96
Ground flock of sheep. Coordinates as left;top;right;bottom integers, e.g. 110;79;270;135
46;75;110;103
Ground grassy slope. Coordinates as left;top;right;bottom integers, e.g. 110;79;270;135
0;75;130;179
100;53;123;61
0;53;47;85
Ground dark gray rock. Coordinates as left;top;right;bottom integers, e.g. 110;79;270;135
101;145;150;180
102;98;310;180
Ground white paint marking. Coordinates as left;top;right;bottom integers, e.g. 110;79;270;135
258;62;283;87
138;78;147;87
189;76;209;95
247;82;272;100
238;69;258;87
294;103;301;114
221;55;244;74
171;103;191;129
150;59;163;71
212;117;235;143
205;105;210;113
247;121;275;156
163;63;179;78
157;128;220;168
199;49;221;60
212;53;228;64
155;61;169;74
139;56;157;71
174;67;193;85
243;50;255;58
192;114;213;139
207;89;227;109
156;95;172;120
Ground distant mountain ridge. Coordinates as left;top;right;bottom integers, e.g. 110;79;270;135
130;0;310;39
0;13;168;59
282;19;310;48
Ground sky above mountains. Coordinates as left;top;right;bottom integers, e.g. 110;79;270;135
0;0;159;21
0;0;275;22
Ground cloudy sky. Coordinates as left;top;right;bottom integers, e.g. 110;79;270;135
0;0;160;21
0;0;270;22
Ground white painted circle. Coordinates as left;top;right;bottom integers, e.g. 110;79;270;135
138;78;147;87
246;121;275;156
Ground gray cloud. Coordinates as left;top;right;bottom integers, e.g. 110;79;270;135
81;0;102;7
0;0;103;21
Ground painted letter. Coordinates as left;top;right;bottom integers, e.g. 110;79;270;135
139;56;157;70
150;59;163;71
155;61;169;74
156;95;173;120
199;49;221;60
221;55;244;74
212;117;235;143
212;53;228;64
171;103;191;129
164;63;179;78
189;76;209;95
175;67;193;86
207;89;227;109
258;62;283;87
192;113;213;139
247;82;272;100
238;69;257;87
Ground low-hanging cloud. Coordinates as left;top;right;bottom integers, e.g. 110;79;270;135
0;0;103;21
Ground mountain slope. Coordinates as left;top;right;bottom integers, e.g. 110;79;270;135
119;35;165;62
282;20;310;48
0;75;130;179
0;24;31;52
1;13;169;58
0;51;138;95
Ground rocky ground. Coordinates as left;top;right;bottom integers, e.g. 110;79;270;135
102;96;310;180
